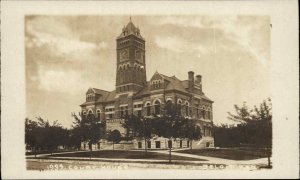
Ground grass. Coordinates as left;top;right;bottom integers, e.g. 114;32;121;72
48;150;207;161
26;150;75;156
177;148;269;160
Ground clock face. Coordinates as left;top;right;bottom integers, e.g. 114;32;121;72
120;49;129;62
135;50;143;63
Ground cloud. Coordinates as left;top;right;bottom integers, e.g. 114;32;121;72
37;66;90;95
155;16;206;28
154;35;210;55
26;16;108;58
153;16;270;66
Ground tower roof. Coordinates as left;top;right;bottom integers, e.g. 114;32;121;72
117;17;144;39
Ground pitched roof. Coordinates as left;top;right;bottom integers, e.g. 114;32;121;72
92;88;109;95
117;20;143;39
158;73;188;93
200;94;213;102
103;90;116;102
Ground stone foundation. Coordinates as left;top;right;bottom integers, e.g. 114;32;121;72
81;136;214;150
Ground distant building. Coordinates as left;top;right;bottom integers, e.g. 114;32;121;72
80;18;214;150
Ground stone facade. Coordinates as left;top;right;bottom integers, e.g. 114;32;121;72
80;18;214;149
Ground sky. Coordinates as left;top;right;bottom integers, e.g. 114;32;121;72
25;15;271;128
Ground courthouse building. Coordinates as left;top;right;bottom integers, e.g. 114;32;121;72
80;19;214;150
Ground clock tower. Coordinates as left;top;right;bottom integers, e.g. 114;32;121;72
116;18;147;94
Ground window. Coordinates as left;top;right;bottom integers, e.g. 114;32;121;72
146;103;151;116
187;141;190;148
138;142;142;149
155;141;161;148
166;100;172;115
88;110;93;115
97;143;100;149
108;114;113;119
154;100;161;115
185;102;189;116
180;140;183;148
207;108;211;120
168;140;172;148
177;100;182;115
96;110;101;120
202;110;206;119
120;107;124;117
137;110;142;117
147;141;151;149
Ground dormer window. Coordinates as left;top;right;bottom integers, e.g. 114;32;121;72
86;93;94;102
152;80;162;89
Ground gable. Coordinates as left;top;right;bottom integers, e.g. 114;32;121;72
150;72;164;82
86;88;94;94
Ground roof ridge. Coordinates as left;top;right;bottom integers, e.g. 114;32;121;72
92;88;110;92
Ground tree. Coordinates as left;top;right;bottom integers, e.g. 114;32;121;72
225;98;272;167
181;119;202;150
107;130;121;150
252;98;272;167
72;112;105;158
25;117;70;156
25;118;39;157
123;115;152;155
227;101;253;123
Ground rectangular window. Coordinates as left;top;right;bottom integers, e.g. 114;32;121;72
120;107;124;117
138;142;142;149
168;140;172;148
97;143;100;149
109;114;113;119
147;141;151;149
155;141;161;148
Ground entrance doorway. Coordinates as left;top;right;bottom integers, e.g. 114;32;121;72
206;142;210;147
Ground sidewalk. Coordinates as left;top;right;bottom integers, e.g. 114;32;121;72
151;149;268;165
26;149;268;167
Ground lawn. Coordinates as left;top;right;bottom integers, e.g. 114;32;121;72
177;148;269;160
48;150;207;161
26;150;75;156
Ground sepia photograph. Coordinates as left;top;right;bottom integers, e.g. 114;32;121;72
24;15;272;171
1;0;299;179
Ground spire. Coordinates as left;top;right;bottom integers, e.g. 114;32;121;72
117;16;144;39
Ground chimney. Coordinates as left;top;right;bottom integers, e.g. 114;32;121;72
195;75;202;92
188;71;194;91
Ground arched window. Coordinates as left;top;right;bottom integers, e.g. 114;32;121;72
145;102;151;116
202;106;206;119
96;109;101;119
207;107;211;120
154;100;161;115
88;109;93;115
185;101;189;116
177;99;182;115
166;100;173;115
